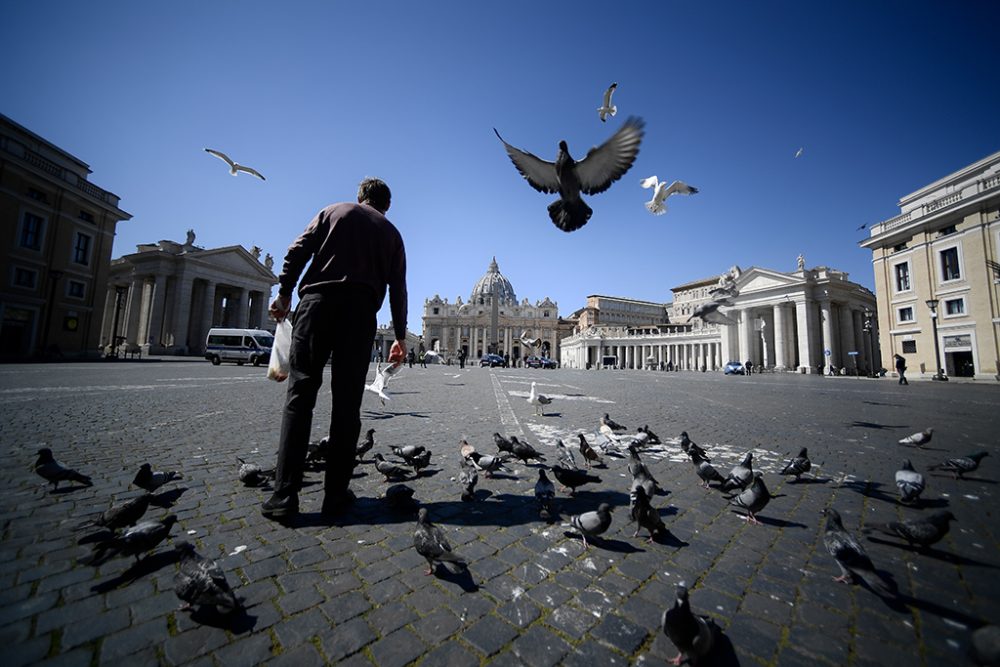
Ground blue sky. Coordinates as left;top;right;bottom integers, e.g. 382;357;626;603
5;1;999;333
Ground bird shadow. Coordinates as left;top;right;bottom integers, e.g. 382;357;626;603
865;536;1000;569
898;592;990;627
651;530;689;548
443;383;465;387
77;529;114;545
150;488;187;508
51;484;92;495
538;412;563;418
898;444;947;452
848;421;909;430
738;513;808;529
562;532;645;554
435;567;479;593
862;400;905;408
786;477;831;485
837;480;898;504
703;622;741;667
928;474;996;484
90;549;181;593
901;497;950;509
485;473;519;481
185;604;259;634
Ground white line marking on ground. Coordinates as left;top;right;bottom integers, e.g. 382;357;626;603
491;373;523;436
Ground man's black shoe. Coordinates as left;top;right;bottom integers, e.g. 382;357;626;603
321;489;356;517
261;494;298;519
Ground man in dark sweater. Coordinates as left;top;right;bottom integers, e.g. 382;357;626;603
263;178;408;519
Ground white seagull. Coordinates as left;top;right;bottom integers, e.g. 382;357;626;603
640;176;698;216
597;82;618;122
527;381;552;416
794;147;804;158
519;330;542;350
204;148;266;180
365;362;402;405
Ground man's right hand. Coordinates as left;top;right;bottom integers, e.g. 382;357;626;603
269;295;291;322
388;340;406;366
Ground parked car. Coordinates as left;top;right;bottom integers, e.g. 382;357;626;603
480;353;505;367
723;360;745;375
524;356;557;369
205;328;274;366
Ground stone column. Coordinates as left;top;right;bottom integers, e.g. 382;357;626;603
99;284;116;348
853;310;866;372
795;299;814;372
200;282;217;351
820;300;835;368
838;304;856;372
145;274;168;349
171;277;194;352
124;277;144;346
231;287;247;329
773;305;788;369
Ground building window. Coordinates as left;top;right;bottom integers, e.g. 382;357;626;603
938;224;956;237
944;298;965;316
892;243;907;253
73;232;92;266
897;306;914;324
20;212;45;250
940;247;961;282
67;280;86;299
13;267;38;289
893;262;911;292
28;187;48;202
901;340;917;354
432;307;439;315
543;310;550;317
79;210;95;223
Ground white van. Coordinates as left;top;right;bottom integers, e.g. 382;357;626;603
205;328;275;366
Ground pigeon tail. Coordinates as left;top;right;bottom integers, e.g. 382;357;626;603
645;200;667;215
548;198;592;232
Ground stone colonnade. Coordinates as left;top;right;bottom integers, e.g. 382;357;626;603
565;334;723;371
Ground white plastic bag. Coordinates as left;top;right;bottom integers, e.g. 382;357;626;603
267;319;292;382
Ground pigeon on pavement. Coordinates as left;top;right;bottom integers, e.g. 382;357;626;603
459;457;478;502
237;457;274;487
414;508;467;575
680;431;710;460
895;459;926;504
495;117;644;232
627;444;661;494
535;468;556;521
34;448;93;490
577;433;603;467
928;452;988;479
509;436;546;464
690;449;725;489
468;451;508;477
630;485;666;542
555;439;578;468
390;444;426;461
899;428;933;447
373;454;410;481
720;452;754;492
728;472;771;525
204;148;265;180
132;463;182;493
459;439;476;460
88;515;179;565
602;413;627;432
597;82;617;122
661;583;716;666
407;449;432;475
173;541;241;614
356;429;376;461
779;448;811;481
78;493;152;532
822;508;896;597
637;425;661;445
864;511;956;548
570;503;613;548
552;465;601;494
640;176;699;216
493;433;514;455
527;382;552;416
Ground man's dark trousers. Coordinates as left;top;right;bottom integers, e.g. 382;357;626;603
273;289;377;503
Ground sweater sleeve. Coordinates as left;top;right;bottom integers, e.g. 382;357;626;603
389;240;408;341
277;211;324;297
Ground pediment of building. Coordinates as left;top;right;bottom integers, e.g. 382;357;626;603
189;246;277;281
734;268;801;293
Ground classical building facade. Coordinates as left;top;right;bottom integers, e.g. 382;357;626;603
1;113;132;359
860;150;1000;380
422;258;567;362
576;295;669;330
100;231;277;355
560;261;877;374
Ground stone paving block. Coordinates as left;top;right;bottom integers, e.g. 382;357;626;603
211;631;276;666
788;622;851;665
463;614;520;657
32;647;93;667
61;606;131;649
319;590;372;624
277;585;324;616
100;618;171;662
271;608;331;651
543;604;600;638
318;616;377;662
590;612;649;654
367;627;427;667
8;635;51;667
496;597;542;629
162;624;231;665
410;607;463;645
418;640;480;667
509;624;573;666
561;640;630;666
365;576;411;605
0;590;59;625
366;599;418;635
264;642;324;667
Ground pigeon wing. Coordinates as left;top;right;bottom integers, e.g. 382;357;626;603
205;148;236;168
236;165;266;181
664;180;699;196
494;129;560;193
575;117;645;195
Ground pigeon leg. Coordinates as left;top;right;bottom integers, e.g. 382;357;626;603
669;652;685;666
832;574;852;584
424;562;435;576
580;534;589;549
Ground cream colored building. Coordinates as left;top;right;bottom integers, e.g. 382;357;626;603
560;261;877;374
860;150;1000;380
100;231;277;355
1;113;132;359
422;258;564;361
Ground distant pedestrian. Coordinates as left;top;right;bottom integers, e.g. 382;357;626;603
894;354;908;385
419;351;427;368
407;349;415;369
744;359;753;375
458;349;466;369
503;353;510;368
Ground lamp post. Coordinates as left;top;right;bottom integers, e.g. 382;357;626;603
111;285;127;358
925;299;948;381
862;307;875;378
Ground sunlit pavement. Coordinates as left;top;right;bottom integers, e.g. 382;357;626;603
2;361;997;666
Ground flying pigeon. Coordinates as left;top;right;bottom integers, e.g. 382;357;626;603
639;176;699;216
601;413;627;432
690;449;725;489
895;459;926;504
928;452;989;479
720;452;754;492
729;472;771;525
687;300;736;326
365;362;401;405
204;148;265;180
863;511;956;548
555;439;578;468
898;428;933;448
779;448;811;481
509;435;546;464
822;508;896;597
551;465;601;494
459;458;478;502
373;454;410;481
597;82;617;122
680;431;710;460
33;448;92;490
356;429;376;461
173;541;241;614
413;508;467;575
577;433;602;468
519;330;542;349
494;116;645;232
662;584;717;666
237;457;274;487
527;382;552;416
78;493;152;532
630;485;666;542
88;515;179;565
132;463;182;493
794;147;804;158
535;468;556;521
570;503;613;548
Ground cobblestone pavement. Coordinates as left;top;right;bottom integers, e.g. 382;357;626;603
1;360;998;666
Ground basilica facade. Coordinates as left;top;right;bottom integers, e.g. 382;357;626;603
422;258;568;362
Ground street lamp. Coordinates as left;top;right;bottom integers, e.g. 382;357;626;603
862;307;876;378
925;299;948;381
